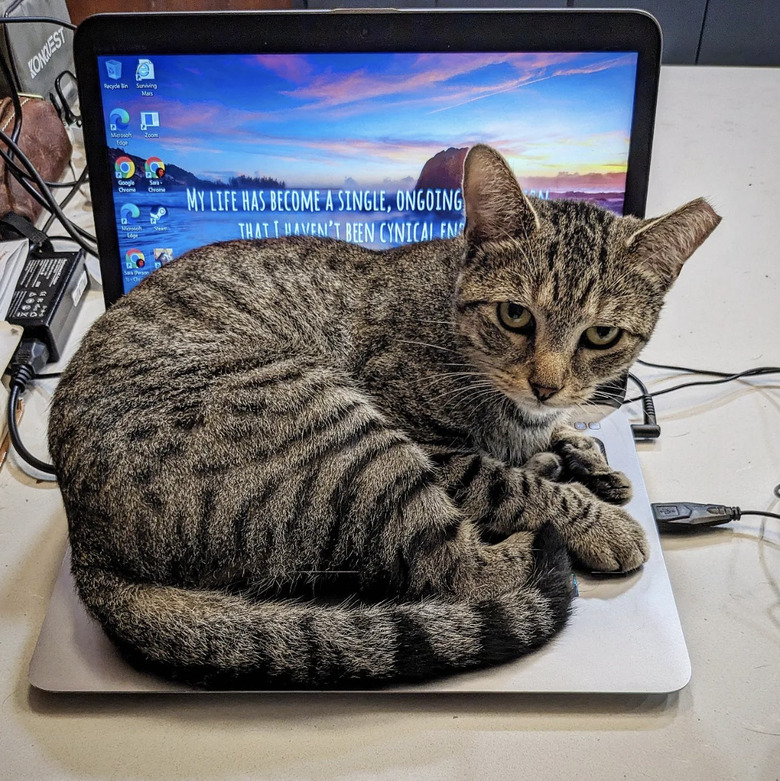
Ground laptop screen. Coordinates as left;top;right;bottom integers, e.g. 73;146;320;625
96;50;639;295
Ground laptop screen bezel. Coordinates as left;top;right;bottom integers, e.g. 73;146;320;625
74;9;662;308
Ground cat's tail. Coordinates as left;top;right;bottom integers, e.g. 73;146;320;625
72;526;574;689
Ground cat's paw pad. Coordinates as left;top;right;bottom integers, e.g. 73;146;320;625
523;452;564;481
560;497;649;573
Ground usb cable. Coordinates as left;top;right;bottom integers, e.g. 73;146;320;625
652;502;780;532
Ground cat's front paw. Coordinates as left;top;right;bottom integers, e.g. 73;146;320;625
557;486;649;573
524;451;564;481
551;427;632;505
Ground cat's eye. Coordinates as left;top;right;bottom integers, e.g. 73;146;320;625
581;325;623;349
497;302;535;333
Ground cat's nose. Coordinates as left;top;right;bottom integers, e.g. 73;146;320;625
530;381;561;401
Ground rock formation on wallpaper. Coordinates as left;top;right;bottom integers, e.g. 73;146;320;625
414;147;468;192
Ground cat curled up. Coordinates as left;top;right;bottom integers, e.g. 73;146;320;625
49;145;720;688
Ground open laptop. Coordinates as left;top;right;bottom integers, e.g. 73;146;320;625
30;9;691;693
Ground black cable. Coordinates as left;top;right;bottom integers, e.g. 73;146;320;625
7;385;56;474
0;127;98;254
0;141;88;188
637;358;780;379
627;373;661;440
0;18;76;148
0;43;23;145
634;361;780;500
3;0;30;16
54;69;80;126
46;235;92;247
7;339;57;476
31;371;63;380
740;510;780;521
625;367;780;404
0;15;76;31
0;16;93;253
637;358;732;377
42;165;90;234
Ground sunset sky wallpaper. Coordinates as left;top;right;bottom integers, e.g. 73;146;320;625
100;50;638;192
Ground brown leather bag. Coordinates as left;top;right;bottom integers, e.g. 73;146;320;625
0;96;72;222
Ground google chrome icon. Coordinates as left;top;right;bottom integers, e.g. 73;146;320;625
125;248;145;268
115;156;135;179
109;107;130;130
145;157;166;179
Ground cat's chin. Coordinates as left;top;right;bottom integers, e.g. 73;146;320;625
508;394;569;421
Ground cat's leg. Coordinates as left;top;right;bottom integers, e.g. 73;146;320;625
546;425;632;505
425;447;647;573
215;363;551;602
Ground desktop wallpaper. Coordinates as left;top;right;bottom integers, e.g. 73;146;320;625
98;51;638;292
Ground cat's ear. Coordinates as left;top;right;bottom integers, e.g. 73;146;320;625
463;144;540;246
625;198;721;284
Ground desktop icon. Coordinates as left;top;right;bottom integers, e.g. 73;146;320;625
120;203;140;224
135;59;155;80
105;60;122;80
114;156;135;179
109;108;130;131
149;206;167;225
144;157;166;179
125;248;145;268
140;111;160;131
153;248;174;266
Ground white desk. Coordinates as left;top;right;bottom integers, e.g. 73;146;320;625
1;66;778;780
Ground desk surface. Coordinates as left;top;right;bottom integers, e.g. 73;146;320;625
1;66;778;781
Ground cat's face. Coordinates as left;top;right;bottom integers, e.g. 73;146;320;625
454;145;721;416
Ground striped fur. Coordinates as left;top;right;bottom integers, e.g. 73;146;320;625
48;145;720;687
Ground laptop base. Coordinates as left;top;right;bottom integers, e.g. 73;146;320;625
29;409;690;695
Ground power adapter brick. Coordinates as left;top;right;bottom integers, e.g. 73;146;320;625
5;249;90;363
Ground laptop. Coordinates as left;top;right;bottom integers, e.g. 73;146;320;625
29;9;691;693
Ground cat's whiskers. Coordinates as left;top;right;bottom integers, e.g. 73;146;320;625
433;385;502;420
568;396;625;422
459;384;507;416
393;338;459;355
416;318;457;327
427;379;498;406
417;370;493;388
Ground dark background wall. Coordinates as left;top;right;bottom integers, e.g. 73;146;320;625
65;0;780;66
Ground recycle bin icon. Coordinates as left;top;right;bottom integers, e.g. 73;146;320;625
106;60;122;80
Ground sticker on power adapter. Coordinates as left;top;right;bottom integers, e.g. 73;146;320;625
71;269;88;308
7;256;68;320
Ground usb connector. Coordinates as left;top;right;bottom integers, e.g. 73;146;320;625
652;502;780;532
651;502;741;531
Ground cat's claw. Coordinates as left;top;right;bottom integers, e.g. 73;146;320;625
550;427;633;506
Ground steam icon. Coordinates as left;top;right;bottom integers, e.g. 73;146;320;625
149;206;167;225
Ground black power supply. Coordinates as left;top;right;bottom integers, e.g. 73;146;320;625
5;249;90;476
6;250;89;362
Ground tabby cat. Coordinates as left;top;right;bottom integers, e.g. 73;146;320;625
48;145;720;688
